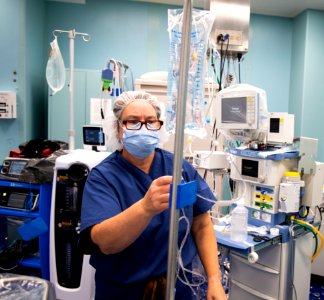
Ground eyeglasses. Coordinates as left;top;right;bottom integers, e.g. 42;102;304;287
119;120;163;131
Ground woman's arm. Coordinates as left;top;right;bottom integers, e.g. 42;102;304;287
192;213;227;300
91;175;172;255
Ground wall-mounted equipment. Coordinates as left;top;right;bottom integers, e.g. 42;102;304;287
209;0;250;59
0;91;17;119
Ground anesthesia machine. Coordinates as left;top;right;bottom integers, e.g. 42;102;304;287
211;84;324;300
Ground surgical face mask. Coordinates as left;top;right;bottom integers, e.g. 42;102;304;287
122;127;160;159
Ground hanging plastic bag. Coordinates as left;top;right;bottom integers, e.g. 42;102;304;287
46;37;66;95
166;9;215;136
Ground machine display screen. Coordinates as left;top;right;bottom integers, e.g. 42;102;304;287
241;159;259;178
8;160;28;175
221;97;247;123
83;126;105;146
270;117;280;133
7;193;26;209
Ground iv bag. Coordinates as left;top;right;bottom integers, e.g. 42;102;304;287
46;37;66;95
166;9;215;136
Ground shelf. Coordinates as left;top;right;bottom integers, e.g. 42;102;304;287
0;180;52;280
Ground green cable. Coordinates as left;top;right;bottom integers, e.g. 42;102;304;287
292;220;318;257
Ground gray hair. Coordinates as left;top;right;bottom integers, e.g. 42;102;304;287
105;91;161;151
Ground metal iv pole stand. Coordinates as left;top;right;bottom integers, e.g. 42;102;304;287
52;29;90;151
166;1;192;299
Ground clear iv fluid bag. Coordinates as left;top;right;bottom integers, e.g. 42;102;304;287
166;9;214;133
46;37;66;95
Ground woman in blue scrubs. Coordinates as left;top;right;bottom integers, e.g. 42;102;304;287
80;91;226;300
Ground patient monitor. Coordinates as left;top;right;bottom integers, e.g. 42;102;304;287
215;84;269;142
83;125;106;151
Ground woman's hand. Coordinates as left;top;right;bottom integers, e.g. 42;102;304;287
207;277;227;300
141;176;172;215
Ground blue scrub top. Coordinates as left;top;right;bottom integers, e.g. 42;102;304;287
80;148;215;299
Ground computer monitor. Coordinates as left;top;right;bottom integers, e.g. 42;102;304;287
216;90;259;130
82;126;105;151
216;84;268;130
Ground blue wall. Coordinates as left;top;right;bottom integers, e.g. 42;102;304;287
0;0;21;160
1;0;324;162
290;10;324;161
45;0;171;77
45;0;293;113
246;14;292;112
289;11;307;138
0;0;46;161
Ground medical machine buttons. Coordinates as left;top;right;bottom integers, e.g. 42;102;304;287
246;97;255;124
251;210;261;219
261;213;271;223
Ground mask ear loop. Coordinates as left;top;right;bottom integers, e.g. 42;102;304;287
117;120;125;146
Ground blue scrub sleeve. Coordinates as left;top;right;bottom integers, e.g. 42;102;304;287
80;167;122;232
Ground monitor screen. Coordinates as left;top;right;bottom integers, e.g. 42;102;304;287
83;126;105;146
241;159;259;178
269;117;280;133
7;193;27;209
9;160;28;175
221;97;247;124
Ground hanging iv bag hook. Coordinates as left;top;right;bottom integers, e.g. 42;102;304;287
52;29;91;42
50;28;91;151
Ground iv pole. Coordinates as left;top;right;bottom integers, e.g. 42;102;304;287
166;0;192;299
52;29;90;151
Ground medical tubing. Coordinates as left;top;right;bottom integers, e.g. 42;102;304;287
316;205;322;231
291;221;318;258
176;216;198;298
196;174;234;207
292;221;319;260
197;193;217;204
292;219;324;261
204;60;216;119
0;256;25;271
176;210;206;295
294;218;324;246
